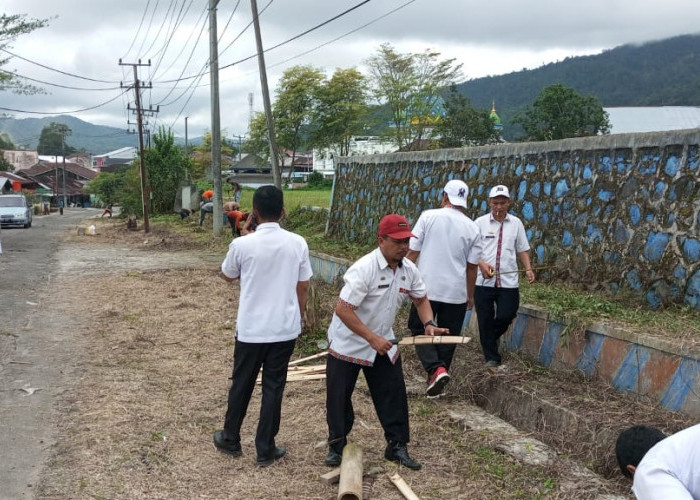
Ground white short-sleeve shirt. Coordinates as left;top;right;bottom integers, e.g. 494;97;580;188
474;212;530;288
327;248;427;366
221;222;313;343
632;424;700;500
409;207;482;303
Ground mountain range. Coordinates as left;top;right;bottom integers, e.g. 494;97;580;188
456;33;700;139
1;33;699;151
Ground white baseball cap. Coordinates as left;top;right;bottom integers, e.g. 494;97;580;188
443;180;468;208
488;185;510;198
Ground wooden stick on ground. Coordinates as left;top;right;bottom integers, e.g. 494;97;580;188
388;472;420;500
395;335;471;346
337;443;363;500
320;467;341;485
288;351;327;366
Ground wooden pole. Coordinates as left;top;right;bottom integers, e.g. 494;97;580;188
388;472;420;500
395;336;472;346
288;351;327;366
337;443;363;500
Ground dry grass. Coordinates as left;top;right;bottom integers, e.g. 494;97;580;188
36;221;635;499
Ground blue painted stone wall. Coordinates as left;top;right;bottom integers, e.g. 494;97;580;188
328;129;700;309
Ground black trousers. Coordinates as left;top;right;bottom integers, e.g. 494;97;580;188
223;338;296;459
474;286;520;363
326;353;409;454
408;300;467;375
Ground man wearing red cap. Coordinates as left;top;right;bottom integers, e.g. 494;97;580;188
324;214;449;470
406;179;482;398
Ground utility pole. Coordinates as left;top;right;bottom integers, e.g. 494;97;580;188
250;0;281;188
185;116;189;156
120;59;152;233
209;0;223;236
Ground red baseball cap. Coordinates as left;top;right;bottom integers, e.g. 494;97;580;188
378;214;415;239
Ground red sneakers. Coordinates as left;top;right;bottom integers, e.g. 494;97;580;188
426;366;450;397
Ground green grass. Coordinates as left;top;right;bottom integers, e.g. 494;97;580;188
232;186;332;211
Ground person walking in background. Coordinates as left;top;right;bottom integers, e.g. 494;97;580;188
101;204;113;218
406;180;482;398
213;185;312;467
474;185;535;367
616;424;700;499
324;214;449;470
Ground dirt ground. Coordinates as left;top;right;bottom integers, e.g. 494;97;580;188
33;218;649;499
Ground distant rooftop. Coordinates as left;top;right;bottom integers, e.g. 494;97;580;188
605;106;700;134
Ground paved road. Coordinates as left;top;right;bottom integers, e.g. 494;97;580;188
0;208;95;500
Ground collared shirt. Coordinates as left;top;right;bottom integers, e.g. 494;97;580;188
327;248;427;366
409;207;482;304
221;222;313;343
632;424;700;500
474;212;530;288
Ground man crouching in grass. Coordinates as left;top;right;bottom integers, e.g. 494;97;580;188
213;185;313;467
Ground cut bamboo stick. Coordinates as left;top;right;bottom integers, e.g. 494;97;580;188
257;373;326;384
395;335;471;346
388;472;420;500
288;351;327;366
338;443;363;500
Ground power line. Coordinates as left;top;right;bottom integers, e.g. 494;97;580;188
0;90;129;115
267;0;417;70
218;0;273;59
149;0;195;78
3;69;121;91
135;0;162;59
0;48;121;84
122;0;152;60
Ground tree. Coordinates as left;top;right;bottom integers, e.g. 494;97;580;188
242;112;275;168
1;14;49;94
312;68;369;156
37;122;76;155
274;65;324;178
513;84;611;141
366;44;462;149
84;171;125;205
433;86;500;147
143;127;192;213
191;131;234;179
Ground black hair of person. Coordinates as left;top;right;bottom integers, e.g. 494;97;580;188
253;185;284;220
615;425;667;478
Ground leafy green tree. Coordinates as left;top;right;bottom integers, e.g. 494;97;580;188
513;84;610;141
434;86;500;147
312;68;368;156
0;133;15;150
192;131;234;179
84;171;125;205
1;13;49;94
37;122;76;155
366;43;462;149
242;112;275;168
144;127;192;213
274;65;325;178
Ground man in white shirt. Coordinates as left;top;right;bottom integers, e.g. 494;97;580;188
324;214;449;470
406;180;482;397
616;424;700;499
213;185;313;467
474;185;535;367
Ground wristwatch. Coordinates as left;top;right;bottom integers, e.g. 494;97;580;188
423;319;438;328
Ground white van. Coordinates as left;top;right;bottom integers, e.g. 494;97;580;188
0;194;33;228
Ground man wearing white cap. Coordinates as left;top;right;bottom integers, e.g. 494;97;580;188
474;185;535;367
406;179;482;397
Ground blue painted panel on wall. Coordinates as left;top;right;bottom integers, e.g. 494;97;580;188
630;205;641;225
660;358;700;411
613;345;650;392
555;179;570;198
665;156;680;176
539;322;564;367
682;238;700;262
644;232;671;262
577;331;605;376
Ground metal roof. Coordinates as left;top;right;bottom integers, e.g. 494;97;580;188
605;106;700;134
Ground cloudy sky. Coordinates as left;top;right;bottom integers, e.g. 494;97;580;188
2;0;700;142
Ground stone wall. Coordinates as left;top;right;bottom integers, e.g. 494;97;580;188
328;129;700;309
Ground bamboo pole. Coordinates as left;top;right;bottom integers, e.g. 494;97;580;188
394;335;472;346
388;472;420;500
337;443;363;500
288;351;327;366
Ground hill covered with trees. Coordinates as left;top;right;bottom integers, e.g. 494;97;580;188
457;33;700;139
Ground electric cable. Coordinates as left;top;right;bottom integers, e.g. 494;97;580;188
122;0;152;60
0;48;121;84
0;90;129;115
135;0;162;59
2;69;121;91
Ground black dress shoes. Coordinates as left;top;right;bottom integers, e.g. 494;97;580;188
384;442;422;470
213;430;242;457
325;449;342;467
256;446;286;467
